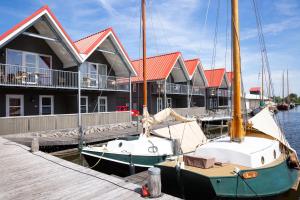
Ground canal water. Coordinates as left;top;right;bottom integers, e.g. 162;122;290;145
56;106;300;199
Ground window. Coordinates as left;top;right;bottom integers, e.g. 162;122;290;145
98;96;107;112
167;98;172;108
6;95;24;117
6;49;52;85
39;95;54;115
157;97;163;112
81;96;88;113
81;62;107;88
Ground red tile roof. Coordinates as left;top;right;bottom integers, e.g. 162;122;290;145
74;28;111;55
204;68;226;88
184;59;199;76
0;5;80;54
250;87;261;92
131;52;182;82
226;71;233;86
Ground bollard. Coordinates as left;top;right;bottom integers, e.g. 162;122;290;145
31;137;39;153
148;167;161;198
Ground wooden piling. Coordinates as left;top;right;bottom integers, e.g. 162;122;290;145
147;167;161;198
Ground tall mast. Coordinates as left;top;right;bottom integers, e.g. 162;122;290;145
142;0;147;110
230;0;245;142
287;69;290;103
261;65;264;103
282;71;285;103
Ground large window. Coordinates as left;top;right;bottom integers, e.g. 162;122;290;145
81;96;88;113
6;95;24;117
6;49;52;84
98;96;107;112
81;62;107;88
39;95;54;115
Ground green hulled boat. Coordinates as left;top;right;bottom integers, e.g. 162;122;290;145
156;0;299;198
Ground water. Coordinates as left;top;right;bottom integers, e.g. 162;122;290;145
277;106;300;155
56;107;300;199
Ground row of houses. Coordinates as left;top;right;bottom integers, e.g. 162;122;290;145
0;6;233;123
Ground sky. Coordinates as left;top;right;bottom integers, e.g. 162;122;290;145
0;0;299;96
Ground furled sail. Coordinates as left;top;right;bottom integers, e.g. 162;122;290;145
152;121;207;153
142;107;195;136
248;107;295;152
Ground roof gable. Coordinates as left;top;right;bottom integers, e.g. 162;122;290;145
226;71;233;86
75;28;136;76
204;68;227;88
131;52;189;82
184;59;199;77
0;5;82;66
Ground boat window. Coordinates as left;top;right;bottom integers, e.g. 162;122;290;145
273;150;276;159
118;142;122;147
261;156;265;165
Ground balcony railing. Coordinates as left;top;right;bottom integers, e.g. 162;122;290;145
0;64;129;91
189;86;205;96
81;73;129;91
152;82;205;95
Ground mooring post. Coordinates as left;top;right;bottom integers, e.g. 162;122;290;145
148;167;161;198
31;137;39;153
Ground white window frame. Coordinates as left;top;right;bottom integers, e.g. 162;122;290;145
6;94;24;117
6;48;52;84
157;97;163;112
81;96;88;113
6;48;52;69
39;95;54;115
98;96;107;112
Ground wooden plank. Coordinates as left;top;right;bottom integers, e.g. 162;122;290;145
0;137;179;200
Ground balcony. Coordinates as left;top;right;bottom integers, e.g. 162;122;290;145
152;82;188;95
0;64;129;91
189;86;205;96
81;73;129;91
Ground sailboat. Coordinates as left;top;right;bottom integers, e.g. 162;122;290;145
81;0;206;176
277;71;289;111
286;70;296;109
156;0;299;198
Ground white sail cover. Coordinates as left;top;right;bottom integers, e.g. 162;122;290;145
142;107;195;136
152;121;207;153
248;107;294;152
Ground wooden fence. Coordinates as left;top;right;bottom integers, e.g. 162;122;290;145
0;112;131;135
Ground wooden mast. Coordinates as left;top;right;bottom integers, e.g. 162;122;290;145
142;0;147;109
282;70;285;103
287;69;290;104
230;0;245;142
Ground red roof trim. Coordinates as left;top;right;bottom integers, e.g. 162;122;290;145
184;58;200;76
131;52;183;82
0;5;47;42
204;68;226;88
0;5;80;54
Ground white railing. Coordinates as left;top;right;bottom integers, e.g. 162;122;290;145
0;64;129;91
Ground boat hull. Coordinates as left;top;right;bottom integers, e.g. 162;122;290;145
277;104;289;111
82;149;168;177
156;157;299;199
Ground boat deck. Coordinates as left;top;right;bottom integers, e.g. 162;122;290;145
158;153;286;177
0;137;179;200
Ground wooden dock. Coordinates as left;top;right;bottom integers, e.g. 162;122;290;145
0;137;179;200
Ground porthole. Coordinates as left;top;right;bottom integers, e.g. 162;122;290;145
118;142;123;147
261;156;265;165
273;150;277;159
